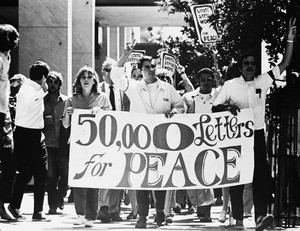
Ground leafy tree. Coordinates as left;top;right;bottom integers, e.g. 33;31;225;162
156;0;299;82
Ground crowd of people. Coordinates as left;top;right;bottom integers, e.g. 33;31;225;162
0;17;297;231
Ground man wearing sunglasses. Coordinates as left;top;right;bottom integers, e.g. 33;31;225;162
97;58;130;223
212;18;297;231
110;52;184;228
43;71;68;215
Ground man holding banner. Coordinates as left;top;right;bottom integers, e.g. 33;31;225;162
212;18;297;231
183;67;221;223
111;48;185;228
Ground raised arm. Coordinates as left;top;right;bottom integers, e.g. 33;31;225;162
176;64;194;93
278;17;297;74
116;40;135;67
110;42;136;92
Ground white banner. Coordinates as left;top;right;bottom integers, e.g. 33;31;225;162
69;109;254;190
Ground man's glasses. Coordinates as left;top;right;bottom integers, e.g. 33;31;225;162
243;61;256;66
103;68;111;73
143;64;156;70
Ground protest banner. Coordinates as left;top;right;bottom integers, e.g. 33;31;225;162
161;52;177;76
190;4;218;44
69;109;254;190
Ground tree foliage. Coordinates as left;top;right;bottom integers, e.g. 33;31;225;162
156;0;298;79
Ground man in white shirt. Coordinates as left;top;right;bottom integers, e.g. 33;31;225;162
182;68;220;223
8;61;50;221
111;53;184;228
212;18;296;231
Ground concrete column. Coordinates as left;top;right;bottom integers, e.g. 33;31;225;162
119;27;125;59
72;0;95;81
125;27;133;46
19;0;68;94
109;27;119;60
102;27;108;58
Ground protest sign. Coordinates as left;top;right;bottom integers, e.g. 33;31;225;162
128;50;146;66
161;52;177;76
69;109;254;190
190;4;218;44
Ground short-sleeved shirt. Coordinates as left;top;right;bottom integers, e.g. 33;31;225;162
15;78;47;129
183;88;219;114
213;66;279;130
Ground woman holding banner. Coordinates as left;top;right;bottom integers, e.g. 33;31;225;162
62;65;111;228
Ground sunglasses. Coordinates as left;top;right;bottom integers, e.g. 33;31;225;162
243;61;256;66
143;64;156;70
103;68;111;73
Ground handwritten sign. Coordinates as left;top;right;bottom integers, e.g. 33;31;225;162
161;53;176;75
190;4;218;44
69;109;254;190
128;50;146;65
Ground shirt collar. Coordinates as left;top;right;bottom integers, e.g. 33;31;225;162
239;75;255;86
44;93;65;102
192;87;215;97
27;78;42;91
140;78;167;90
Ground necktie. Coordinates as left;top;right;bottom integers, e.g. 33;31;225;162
109;85;116;111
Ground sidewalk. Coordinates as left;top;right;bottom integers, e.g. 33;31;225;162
0;191;299;231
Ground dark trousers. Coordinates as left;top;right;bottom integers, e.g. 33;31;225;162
0;145;15;204
175;190;187;207
136;190;166;216
74;187;99;220
10;126;47;213
214;188;222;198
253;129;271;221
229;184;244;220
47;147;69;210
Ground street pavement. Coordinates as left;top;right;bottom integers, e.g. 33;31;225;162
0;190;299;231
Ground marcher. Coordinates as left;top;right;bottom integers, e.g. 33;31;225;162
110;46;185;228
182;67;221;222
62;65;111;227
212;18;297;231
0;23;19;221
97;58;130;223
9;61;50;221
43;71;68;215
124;64;140;221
